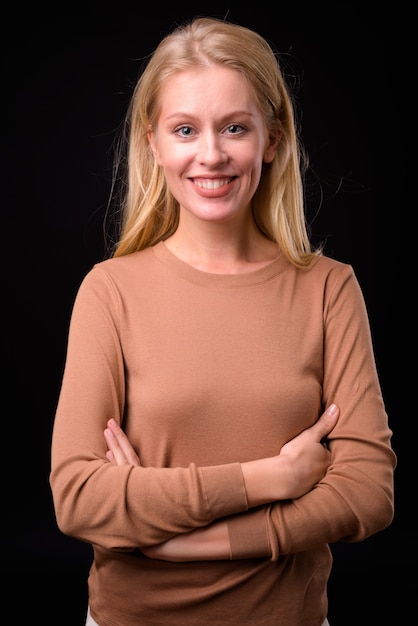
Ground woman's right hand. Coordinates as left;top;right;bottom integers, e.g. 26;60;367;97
241;403;339;506
104;419;141;467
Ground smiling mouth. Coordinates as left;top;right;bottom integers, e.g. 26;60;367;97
192;178;233;190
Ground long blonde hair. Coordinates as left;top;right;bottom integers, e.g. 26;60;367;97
110;16;322;267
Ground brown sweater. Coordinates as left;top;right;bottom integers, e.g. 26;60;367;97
50;241;396;625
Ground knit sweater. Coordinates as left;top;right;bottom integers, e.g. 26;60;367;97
50;240;396;626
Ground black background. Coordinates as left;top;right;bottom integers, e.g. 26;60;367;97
4;4;411;624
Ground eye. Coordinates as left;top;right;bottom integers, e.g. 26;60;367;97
174;125;195;138
225;124;247;135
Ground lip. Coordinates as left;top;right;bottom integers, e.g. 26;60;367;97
191;177;235;189
190;177;237;196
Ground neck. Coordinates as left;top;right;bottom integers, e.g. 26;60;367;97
164;219;279;274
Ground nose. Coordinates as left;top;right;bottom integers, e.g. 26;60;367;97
197;131;227;166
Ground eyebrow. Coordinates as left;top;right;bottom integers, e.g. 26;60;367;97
164;110;256;122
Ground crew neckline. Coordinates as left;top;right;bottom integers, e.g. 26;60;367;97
152;240;290;287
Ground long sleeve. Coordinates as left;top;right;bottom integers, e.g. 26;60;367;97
50;261;249;551
227;262;396;560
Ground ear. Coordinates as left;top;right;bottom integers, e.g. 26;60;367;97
147;125;162;165
263;130;281;164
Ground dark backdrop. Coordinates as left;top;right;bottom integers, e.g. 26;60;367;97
4;5;410;624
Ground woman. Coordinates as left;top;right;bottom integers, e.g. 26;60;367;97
50;16;396;626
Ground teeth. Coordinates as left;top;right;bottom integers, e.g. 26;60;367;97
194;178;231;190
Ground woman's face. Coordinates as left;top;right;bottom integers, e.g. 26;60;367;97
148;65;279;226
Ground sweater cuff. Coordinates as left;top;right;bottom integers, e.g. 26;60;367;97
227;508;272;559
199;462;248;517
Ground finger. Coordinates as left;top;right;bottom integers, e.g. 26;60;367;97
106;450;115;464
105;419;141;466
104;427;129;465
310;404;339;442
108;420;141;465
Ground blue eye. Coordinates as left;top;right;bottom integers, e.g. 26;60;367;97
176;126;194;137
226;124;246;135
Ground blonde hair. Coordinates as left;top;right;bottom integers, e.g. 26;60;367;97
110;16;322;267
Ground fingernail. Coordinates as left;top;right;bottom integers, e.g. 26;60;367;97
326;403;337;416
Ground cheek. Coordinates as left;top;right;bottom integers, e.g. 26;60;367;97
159;146;192;174
246;154;265;190
237;141;266;168
243;149;265;178
149;135;181;168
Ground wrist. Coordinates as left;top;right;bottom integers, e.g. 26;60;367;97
241;456;289;506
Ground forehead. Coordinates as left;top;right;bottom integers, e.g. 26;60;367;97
158;65;258;112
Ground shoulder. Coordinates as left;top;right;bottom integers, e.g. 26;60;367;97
74;247;158;303
88;247;157;283
300;254;357;287
308;254;353;276
306;255;369;319
95;247;155;273
300;254;365;305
